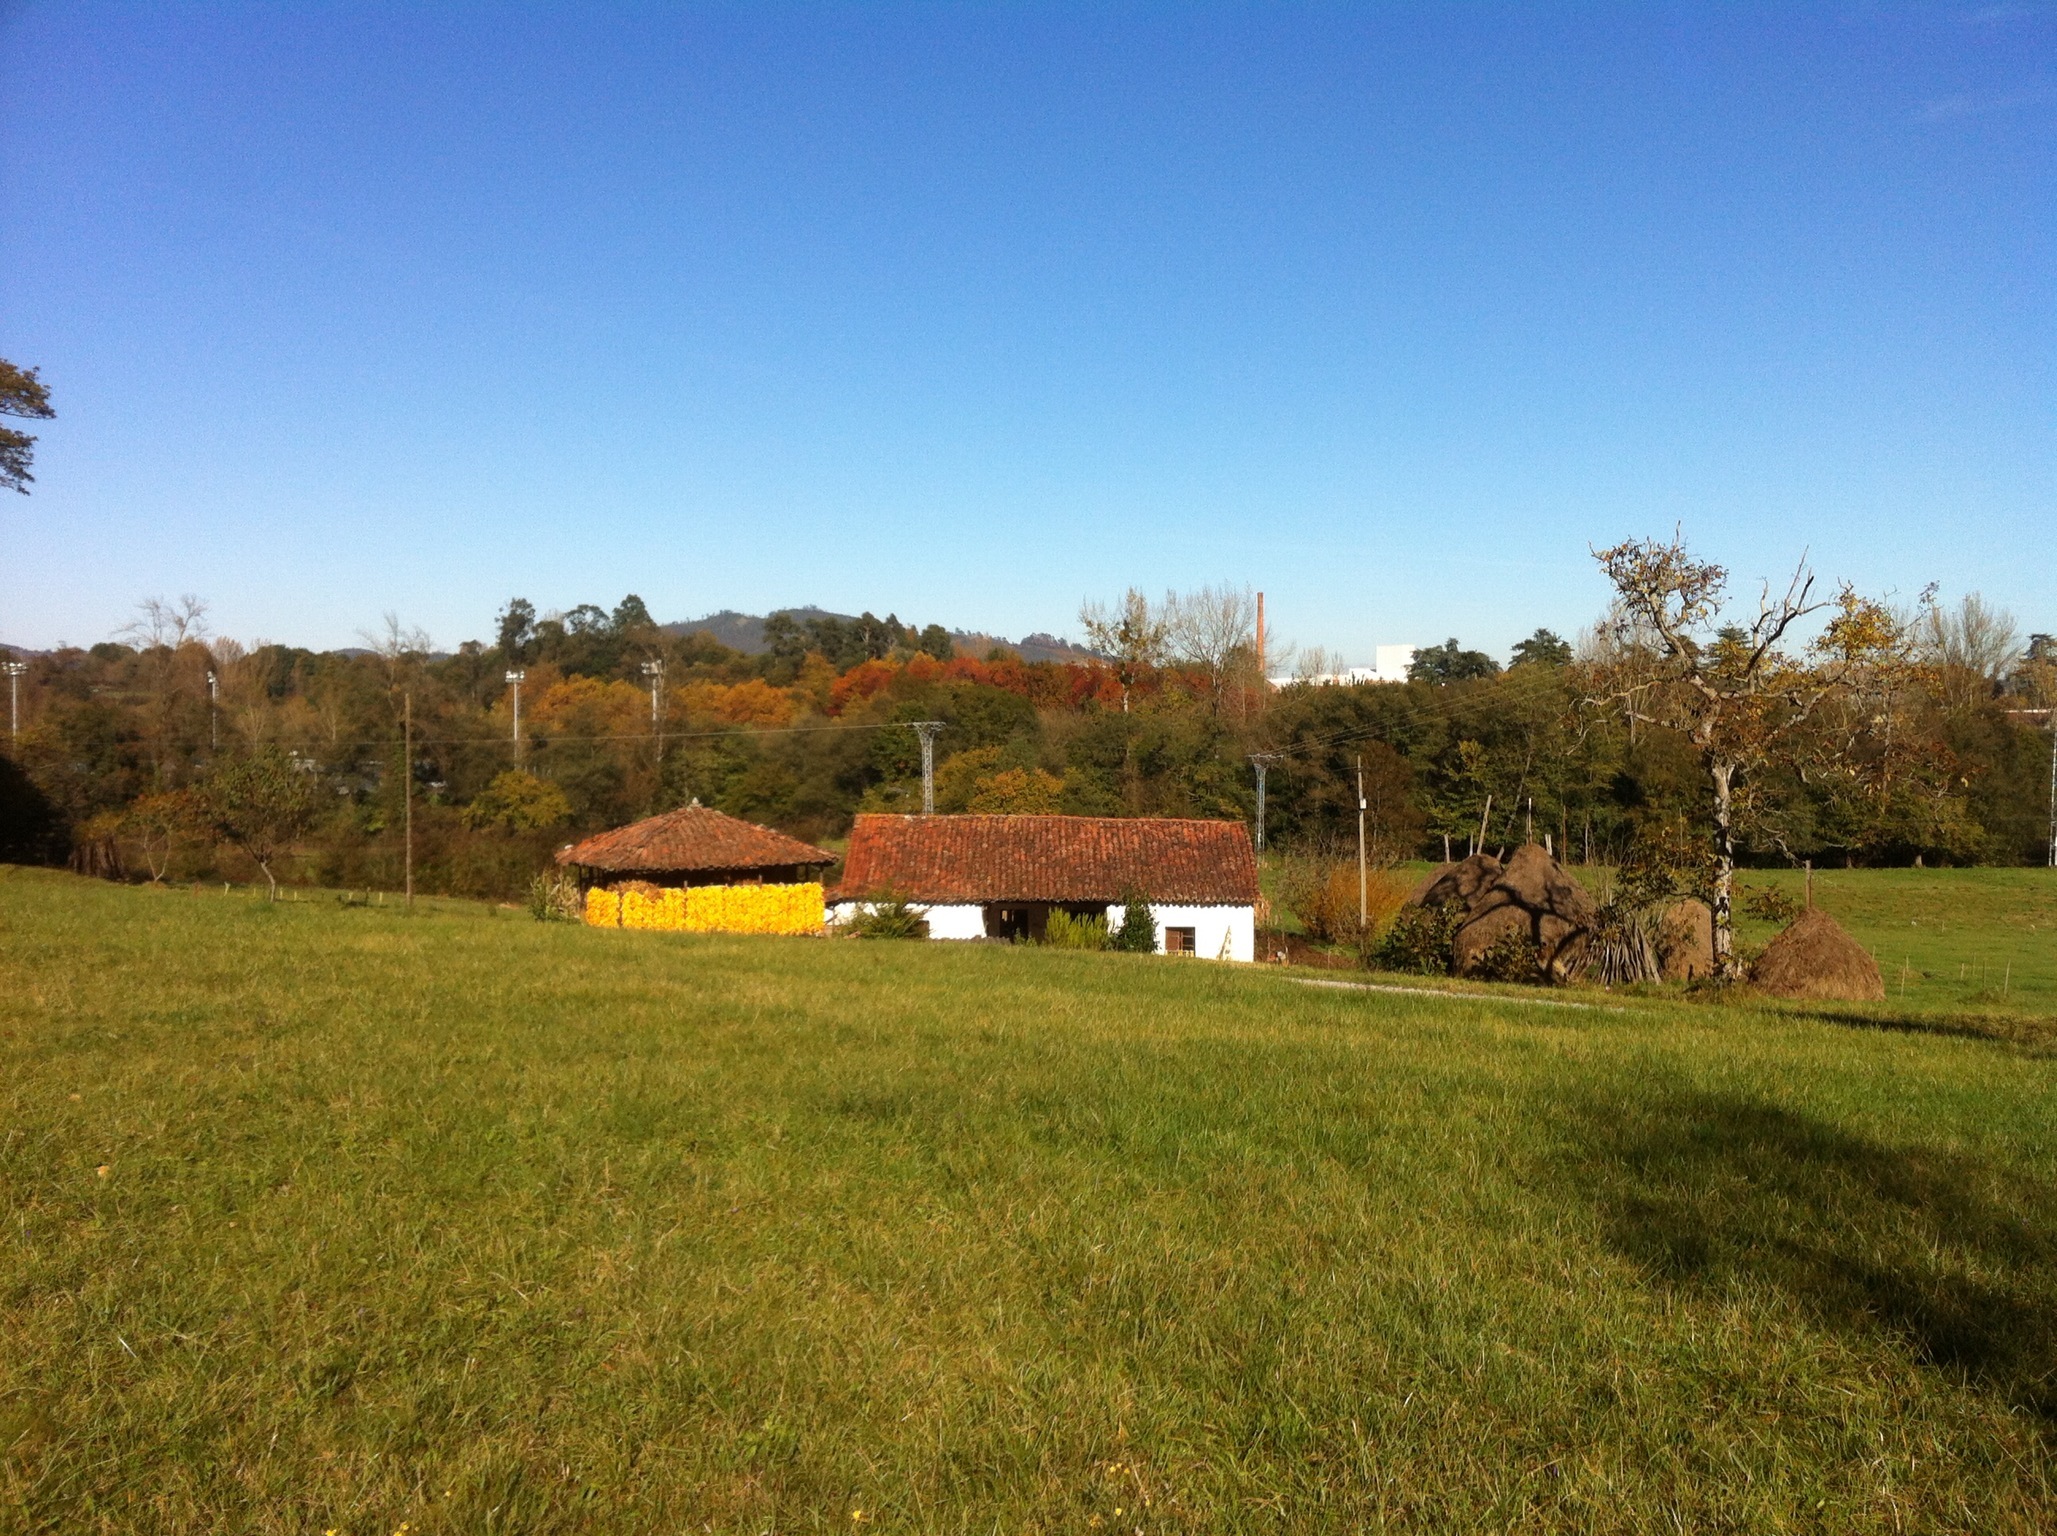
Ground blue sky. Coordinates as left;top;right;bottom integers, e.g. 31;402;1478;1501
2;3;2050;661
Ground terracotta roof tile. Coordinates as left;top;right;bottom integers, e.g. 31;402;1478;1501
557;805;835;875
832;814;1257;905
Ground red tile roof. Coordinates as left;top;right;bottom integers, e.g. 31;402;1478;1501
832;814;1257;906
557;804;835;875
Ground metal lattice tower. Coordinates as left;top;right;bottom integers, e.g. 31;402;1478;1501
911;721;945;815
1249;752;1282;852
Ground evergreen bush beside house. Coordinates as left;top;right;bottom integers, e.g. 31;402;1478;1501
1110;892;1158;953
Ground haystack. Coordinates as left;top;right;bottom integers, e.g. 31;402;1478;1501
1659;899;1715;983
1407;853;1501;908
1749;908;1884;1001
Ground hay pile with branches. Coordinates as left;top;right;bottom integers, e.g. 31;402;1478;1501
1575;821;1715;987
1400;845;1596;982
1749;908;1885;1001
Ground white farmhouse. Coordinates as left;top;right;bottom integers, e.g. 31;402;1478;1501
829;813;1258;961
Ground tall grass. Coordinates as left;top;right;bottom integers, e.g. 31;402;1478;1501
2;865;2054;1532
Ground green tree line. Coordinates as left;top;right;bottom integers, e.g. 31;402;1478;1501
2;568;2050;899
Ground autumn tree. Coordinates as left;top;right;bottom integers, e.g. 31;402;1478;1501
196;747;325;899
0;358;54;494
120;595;213;785
461;769;573;831
123;789;201;882
1589;532;1898;976
1079;588;1169;713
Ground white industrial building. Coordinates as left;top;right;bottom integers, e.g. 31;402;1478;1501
1271;643;1418;689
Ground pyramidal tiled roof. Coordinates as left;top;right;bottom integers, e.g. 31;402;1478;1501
557;804;835;875
832;814;1257;905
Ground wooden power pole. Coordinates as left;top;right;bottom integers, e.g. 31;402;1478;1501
1356;755;1367;927
403;690;414;909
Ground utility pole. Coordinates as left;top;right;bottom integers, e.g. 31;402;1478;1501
206;668;219;751
505;669;525;765
910;721;945;814
403;690;414;910
643;659;666;759
3;661;23;743
2046;710;2056;869
1250;753;1280;852
1356;754;1367;927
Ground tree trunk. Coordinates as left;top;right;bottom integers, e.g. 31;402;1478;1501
259;858;279;901
1709;757;1738;979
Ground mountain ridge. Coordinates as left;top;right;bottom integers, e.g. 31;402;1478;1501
662;608;1097;664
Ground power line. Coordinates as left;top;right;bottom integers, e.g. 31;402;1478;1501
228;716;941;755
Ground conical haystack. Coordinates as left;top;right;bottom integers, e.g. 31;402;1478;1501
1749;908;1885;1002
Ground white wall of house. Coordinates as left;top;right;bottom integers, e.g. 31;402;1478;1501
1110;903;1255;963
829;901;985;940
831;900;1254;960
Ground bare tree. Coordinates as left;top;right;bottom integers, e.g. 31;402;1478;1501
1589;532;1897;977
1078;588;1170;713
1165;583;1258;716
359;612;432;708
122;594;211;651
1914;590;2021;709
120;596;213;784
1291;645;1344;683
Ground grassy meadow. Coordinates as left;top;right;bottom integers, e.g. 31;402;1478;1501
3;864;2056;1533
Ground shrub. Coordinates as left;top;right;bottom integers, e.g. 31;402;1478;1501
527;869;582;922
1275;856;1351;943
1372;901;1464;975
1470;929;1545;984
1742;883;1802;925
1042;909;1109;950
845;894;930;940
1277;855;1410;948
1109;893;1158;953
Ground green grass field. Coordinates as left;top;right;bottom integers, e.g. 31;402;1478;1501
3;866;2055;1533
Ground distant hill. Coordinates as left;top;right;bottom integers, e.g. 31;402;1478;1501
958;630;1101;665
663;609;1099;664
659;608;847;655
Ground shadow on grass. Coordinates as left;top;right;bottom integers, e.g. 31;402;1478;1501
1567;1090;2057;1419
1773;1002;2057;1054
